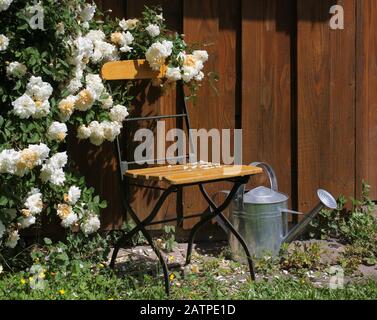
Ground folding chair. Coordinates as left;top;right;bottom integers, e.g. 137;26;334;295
101;59;263;295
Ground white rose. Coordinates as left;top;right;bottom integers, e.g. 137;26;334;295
5;230;20;249
145;41;173;71
88;121;105;146
24;188;43;215
85;74;104;99
119;18;139;31
81;215;101;235
75;88;95;111
61;213;79;228
193;50;209;63
67;78;83;94
0;220;5;239
146;24;160;37
58;95;77;121
92;40;118;63
165;67;182;82
0;0;14;11
109;104;129;122
28;143;50;163
19;216;36;229
102;121;122;142
0;34;9;51
80;3;96;22
40;152;67;186
12;94;36;119
101;96;113;109
77;125;91;140
0;149;19;175
6;62;27;78
67;186;81;205
26;76;53;101
85;30;106;42
47;122;68;141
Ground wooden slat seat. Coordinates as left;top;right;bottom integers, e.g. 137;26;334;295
125;164;263;186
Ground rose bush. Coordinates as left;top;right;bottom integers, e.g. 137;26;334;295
0;0;208;256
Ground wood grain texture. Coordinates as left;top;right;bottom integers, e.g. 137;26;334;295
241;0;292;204
125;165;263;185
101;60;167;80
182;0;221;229
297;0;356;211
356;0;377;200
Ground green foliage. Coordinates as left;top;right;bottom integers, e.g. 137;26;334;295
309;181;377;271
280;242;324;277
162;225;178;253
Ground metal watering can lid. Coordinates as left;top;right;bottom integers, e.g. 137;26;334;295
244;186;288;204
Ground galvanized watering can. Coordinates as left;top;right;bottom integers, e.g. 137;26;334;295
229;162;338;260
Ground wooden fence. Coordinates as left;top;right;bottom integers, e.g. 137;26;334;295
68;0;377;232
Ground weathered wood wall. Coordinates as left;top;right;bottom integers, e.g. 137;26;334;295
69;0;377;231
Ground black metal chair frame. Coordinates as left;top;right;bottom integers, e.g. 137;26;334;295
110;83;255;295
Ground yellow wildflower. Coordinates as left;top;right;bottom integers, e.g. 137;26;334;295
191;264;200;274
20;278;26;285
59;289;65;295
169;273;175;281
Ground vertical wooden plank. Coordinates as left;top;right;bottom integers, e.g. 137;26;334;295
356;0;377;200
242;0;292;204
182;0;221;229
297;0;356;211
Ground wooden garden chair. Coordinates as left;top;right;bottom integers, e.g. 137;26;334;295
101;59;263;295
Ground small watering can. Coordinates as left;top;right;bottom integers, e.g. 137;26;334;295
229;162;338;259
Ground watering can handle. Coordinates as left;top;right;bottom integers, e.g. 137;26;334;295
250;162;279;191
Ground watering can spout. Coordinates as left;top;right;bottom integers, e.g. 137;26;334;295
282;189;338;244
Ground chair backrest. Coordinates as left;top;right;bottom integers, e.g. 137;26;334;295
101;60;195;179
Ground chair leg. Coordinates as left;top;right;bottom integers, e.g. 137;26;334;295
110;244;120;269
138;227;170;296
113;187;174;295
186;181;247;266
197;180;256;281
109;223;143;269
217;212;256;281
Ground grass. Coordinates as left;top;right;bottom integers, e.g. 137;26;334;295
0;265;376;300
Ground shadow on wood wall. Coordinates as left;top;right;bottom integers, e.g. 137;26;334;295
67;1;375;238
